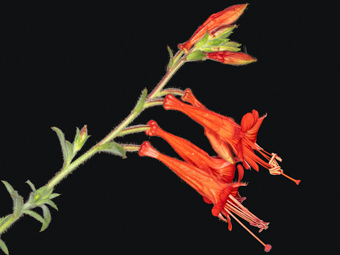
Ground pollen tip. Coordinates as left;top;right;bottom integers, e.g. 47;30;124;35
295;179;301;185
264;244;272;252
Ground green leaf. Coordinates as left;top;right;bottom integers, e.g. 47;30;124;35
39;205;51;232
49;193;61;200
0;215;11;228
44;199;59;211
23;209;45;225
51;127;69;166
186;51;207;62
26;180;36;192
1;181;14;195
12;191;24;218
98;142;126;158
0;239;9;255
65;140;74;163
33;186;53;204
2;181;24;217
134;88;147;114
167;45;174;70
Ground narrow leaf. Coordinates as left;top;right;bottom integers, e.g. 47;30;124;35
51;127;68;165
1;181;15;195
34;186;48;202
23;209;45;225
1;181;24;217
66;140;74;163
12;191;24;218
0;239;9;255
98;142;126;158
44;199;58;211
134;88;147;114
49;193;61;200
167;45;174;70
26;180;36;192
0;215;11;228
39;205;51;232
73;127;81;147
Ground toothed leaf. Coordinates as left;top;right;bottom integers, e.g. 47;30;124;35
0;239;9;255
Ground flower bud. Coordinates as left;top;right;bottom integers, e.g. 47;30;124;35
206;51;257;66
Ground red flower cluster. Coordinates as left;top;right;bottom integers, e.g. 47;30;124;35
137;4;300;252
139;89;300;252
178;4;257;66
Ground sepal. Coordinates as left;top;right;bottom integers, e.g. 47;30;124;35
186;51;207;62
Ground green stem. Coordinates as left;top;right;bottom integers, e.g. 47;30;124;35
147;54;186;100
46;50;187;191
117;125;150;137
0;215;18;235
0;50;187;241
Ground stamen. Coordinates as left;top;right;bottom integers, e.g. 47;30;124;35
280;172;301;185
268;153;277;165
226;195;269;232
225;209;272;252
268;166;281;175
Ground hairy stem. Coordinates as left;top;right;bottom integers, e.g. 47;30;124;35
0;50;187;240
147;55;186;100
46;50;187;190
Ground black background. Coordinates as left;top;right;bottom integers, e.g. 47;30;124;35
0;1;329;254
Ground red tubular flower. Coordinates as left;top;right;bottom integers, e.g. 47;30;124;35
146;120;237;183
139;141;271;251
206;51;257;66
163;94;301;185
139;141;241;216
164;94;241;152
182;89;236;165
178;4;248;53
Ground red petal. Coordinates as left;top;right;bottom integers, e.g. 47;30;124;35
241;112;254;132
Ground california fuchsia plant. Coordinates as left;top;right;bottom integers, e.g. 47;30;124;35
0;4;300;254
